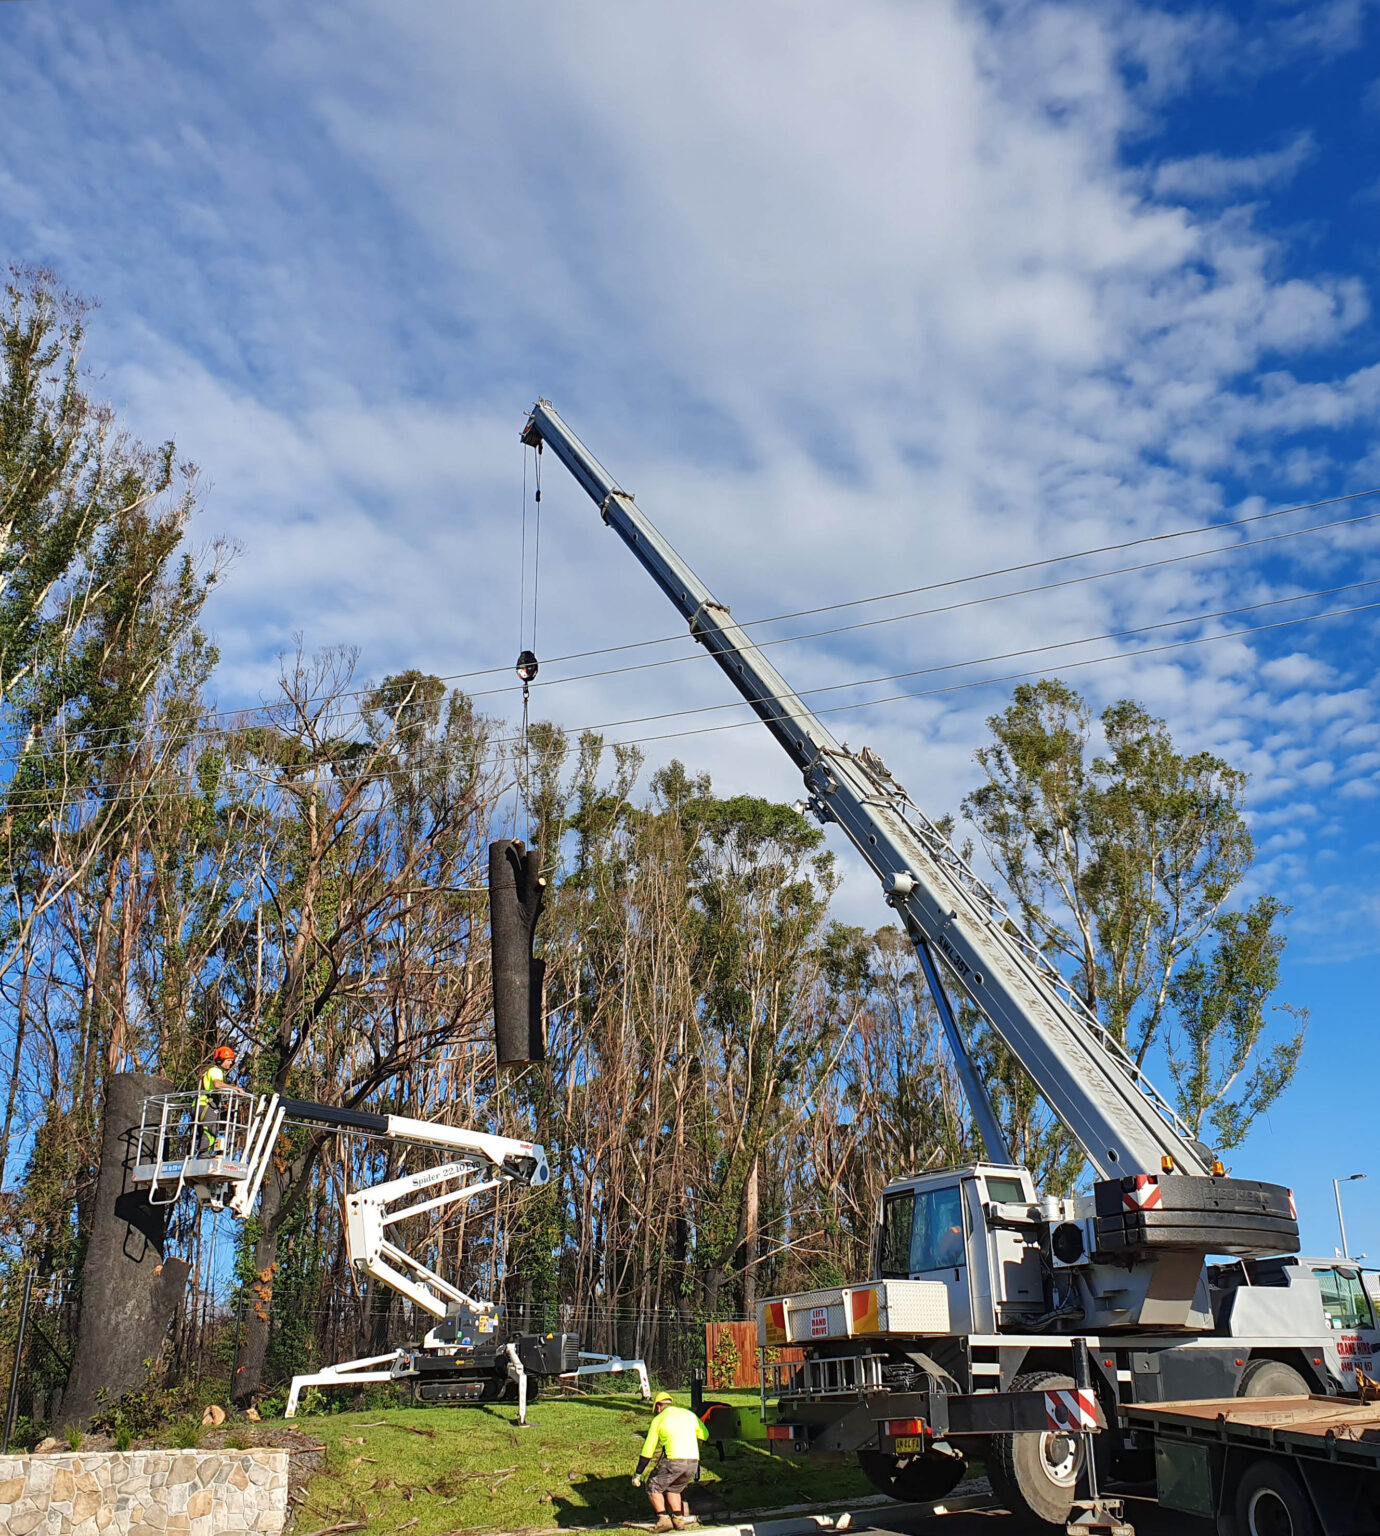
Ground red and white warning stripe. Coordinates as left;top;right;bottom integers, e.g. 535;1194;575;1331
1044;1388;1098;1434
1122;1174;1162;1212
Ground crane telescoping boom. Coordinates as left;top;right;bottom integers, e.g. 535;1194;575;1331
521;400;1218;1184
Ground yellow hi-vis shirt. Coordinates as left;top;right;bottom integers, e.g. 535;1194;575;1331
199;1065;226;1104
640;1405;708;1463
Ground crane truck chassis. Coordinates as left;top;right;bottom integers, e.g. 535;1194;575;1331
521;401;1363;1527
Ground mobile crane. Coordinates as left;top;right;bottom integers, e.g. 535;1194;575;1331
131;1088;649;1420
521;402;1376;1526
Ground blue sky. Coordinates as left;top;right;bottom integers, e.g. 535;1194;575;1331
2;0;1379;1256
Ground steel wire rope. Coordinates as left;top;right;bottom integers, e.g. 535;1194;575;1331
18;486;1380;755
0;578;1376;815
517;442;543;835
518;449;528;660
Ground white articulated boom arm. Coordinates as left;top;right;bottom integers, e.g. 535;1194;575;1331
279;1098;551;1316
344;1159;507;1320
523;401;1214;1182
137;1091;550;1315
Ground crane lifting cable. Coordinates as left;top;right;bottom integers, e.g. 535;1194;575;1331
515;441;544;831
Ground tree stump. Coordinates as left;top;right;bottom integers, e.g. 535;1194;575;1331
60;1072;191;1427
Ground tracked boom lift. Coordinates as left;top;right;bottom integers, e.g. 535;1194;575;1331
131;1090;648;1419
522;402;1372;1525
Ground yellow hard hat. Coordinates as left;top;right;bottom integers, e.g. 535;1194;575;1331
653;1392;674;1408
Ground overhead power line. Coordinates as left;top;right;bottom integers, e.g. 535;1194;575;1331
1;574;1375;816
488;575;1380;743
16;482;1380;750
603;594;1380;752
468;499;1380;701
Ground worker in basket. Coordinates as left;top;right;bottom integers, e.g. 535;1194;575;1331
631;1391;708;1531
198;1045;247;1154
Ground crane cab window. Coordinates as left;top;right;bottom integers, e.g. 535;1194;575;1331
879;1185;966;1277
880;1191;915;1277
1316;1267;1375;1330
985;1176;1027;1204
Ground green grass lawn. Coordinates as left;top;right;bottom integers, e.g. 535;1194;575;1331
289;1388;871;1536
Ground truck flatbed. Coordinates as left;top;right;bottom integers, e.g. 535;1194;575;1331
1121;1394;1380;1533
1124;1394;1380;1456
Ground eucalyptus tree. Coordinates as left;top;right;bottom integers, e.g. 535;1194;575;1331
963;679;1301;1176
220;653;507;1403
0;266;222;1188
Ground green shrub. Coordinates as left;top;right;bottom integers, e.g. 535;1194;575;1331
9;1417;47;1451
708;1330;743;1390
114;1427;133;1452
167;1417;202;1450
90;1379;200;1440
65;1425;82;1451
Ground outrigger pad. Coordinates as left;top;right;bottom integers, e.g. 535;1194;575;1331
1093;1175;1298;1257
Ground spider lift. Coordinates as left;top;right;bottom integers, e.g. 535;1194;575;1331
130;1089;649;1420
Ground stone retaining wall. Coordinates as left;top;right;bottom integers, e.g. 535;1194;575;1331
0;1448;289;1535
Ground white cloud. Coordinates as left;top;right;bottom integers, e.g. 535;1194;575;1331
1261;652;1337;688
0;0;1377;962
1152;134;1315;201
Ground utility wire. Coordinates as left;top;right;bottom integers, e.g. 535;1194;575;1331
604;594;1380;751
467;500;1380;700
1;575;1375;815
485;575;1380;741
15;486;1380;750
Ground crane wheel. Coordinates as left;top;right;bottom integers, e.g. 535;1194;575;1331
1238;1359;1311;1398
987;1370;1084;1528
1233;1457;1320;1536
856;1445;966;1502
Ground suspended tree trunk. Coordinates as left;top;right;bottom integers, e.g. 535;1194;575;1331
61;1072;191;1426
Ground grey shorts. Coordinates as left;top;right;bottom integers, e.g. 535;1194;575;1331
648;1458;698;1494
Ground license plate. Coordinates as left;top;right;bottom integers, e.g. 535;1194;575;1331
893;1436;926;1453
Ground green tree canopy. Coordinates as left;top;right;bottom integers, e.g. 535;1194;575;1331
963;678;1302;1169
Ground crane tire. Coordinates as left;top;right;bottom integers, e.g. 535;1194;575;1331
1238;1359;1311;1398
857;1445;967;1502
987;1371;1084;1528
1233;1458;1320;1536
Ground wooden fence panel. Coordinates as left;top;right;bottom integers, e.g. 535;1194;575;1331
704;1321;803;1389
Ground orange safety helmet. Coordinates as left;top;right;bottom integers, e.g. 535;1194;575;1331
213;1046;236;1065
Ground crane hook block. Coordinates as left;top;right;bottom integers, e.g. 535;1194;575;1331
516;650;539;683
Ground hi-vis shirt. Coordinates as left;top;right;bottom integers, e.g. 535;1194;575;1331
199;1065;226;1103
640;1405;708;1463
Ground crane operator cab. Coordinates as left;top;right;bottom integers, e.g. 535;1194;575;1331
876;1165;1046;1335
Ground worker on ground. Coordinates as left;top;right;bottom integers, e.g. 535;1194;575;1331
632;1391;708;1531
199;1045;246;1153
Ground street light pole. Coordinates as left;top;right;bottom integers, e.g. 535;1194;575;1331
1333;1173;1367;1259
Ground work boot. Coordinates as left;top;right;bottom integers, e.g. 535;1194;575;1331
652;1516;674;1532
671;1517;695;1529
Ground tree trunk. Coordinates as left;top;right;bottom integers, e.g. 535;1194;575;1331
61;1072;191;1427
742;1156;760;1314
233;1168;284;1407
